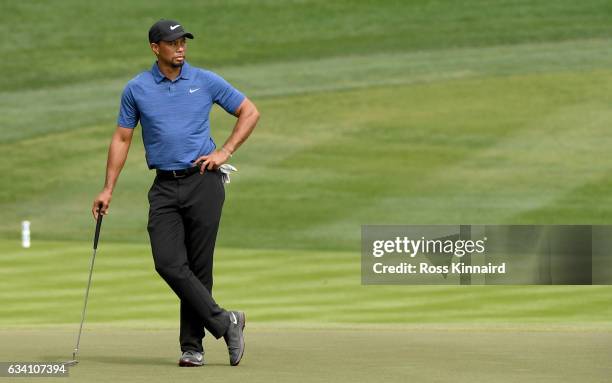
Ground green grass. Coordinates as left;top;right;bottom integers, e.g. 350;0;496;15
0;2;611;380
1;240;610;326
2;55;612;248
3;0;612;92
1;240;610;382
2;327;611;383
0;0;610;355
2;1;612;248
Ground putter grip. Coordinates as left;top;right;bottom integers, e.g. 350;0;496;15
93;205;103;250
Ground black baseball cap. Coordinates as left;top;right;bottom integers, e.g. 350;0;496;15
148;19;194;43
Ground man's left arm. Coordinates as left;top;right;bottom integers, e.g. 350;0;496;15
194;98;260;173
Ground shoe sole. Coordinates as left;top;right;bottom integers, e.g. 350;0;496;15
178;359;203;367
230;312;246;366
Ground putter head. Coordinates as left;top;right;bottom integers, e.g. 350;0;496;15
62;360;78;367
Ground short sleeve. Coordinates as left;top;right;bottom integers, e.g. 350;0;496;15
117;84;140;128
206;71;245;114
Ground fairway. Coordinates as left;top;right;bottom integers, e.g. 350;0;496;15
2;241;611;326
2;326;611;383
3;3;612;247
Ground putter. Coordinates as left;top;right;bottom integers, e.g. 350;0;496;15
63;205;104;367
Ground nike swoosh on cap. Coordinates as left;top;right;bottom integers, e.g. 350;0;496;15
170;24;180;30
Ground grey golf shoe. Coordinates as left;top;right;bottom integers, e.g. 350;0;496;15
178;350;204;367
223;311;246;366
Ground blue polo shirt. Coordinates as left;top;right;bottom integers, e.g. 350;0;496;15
117;61;245;170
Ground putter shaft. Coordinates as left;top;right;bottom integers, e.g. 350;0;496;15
69;207;103;364
72;247;98;361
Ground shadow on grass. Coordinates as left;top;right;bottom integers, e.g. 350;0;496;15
45;355;231;368
43;355;172;366
83;356;174;366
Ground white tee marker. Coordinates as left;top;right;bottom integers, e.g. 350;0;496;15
22;220;31;248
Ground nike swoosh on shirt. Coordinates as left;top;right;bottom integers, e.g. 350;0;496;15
170;24;180;30
230;312;237;325
189;88;200;94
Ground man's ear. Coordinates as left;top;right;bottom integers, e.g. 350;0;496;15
150;42;159;56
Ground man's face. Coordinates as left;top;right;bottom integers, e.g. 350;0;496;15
151;37;187;68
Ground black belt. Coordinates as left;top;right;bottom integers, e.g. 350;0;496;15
156;166;200;179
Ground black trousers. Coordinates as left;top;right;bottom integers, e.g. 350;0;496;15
147;169;229;353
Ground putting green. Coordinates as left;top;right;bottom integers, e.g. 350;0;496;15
1;325;610;383
1;240;609;383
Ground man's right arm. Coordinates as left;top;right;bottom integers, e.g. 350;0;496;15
92;126;134;220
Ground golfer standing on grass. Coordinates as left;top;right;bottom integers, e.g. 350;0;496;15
92;19;259;367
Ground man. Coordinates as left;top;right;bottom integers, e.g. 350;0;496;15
92;19;259;367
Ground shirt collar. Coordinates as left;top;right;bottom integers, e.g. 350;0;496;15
151;61;191;83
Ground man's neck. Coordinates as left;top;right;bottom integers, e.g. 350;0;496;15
157;60;181;81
